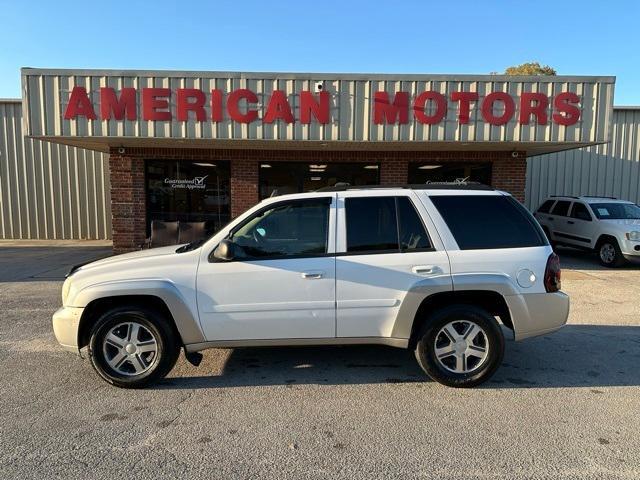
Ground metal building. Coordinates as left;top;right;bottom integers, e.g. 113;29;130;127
4;69;635;251
0;99;111;240
526;107;640;209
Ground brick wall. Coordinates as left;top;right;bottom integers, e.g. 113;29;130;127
107;147;527;252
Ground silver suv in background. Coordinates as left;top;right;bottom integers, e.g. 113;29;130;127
534;196;640;267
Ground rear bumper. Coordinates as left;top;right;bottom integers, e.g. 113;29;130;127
52;306;84;353
508;292;570;341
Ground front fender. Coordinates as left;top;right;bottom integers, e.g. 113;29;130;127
72;279;205;345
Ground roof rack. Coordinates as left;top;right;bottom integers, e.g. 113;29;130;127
583;195;617;200
315;181;494;193
550;195;579;199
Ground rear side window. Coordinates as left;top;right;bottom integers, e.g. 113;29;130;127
430;195;547;250
345;196;432;253
537;199;555;214
397;197;431;251
550;200;571;216
571;203;592;221
346;197;398;252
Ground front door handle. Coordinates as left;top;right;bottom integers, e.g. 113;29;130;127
301;271;324;279
567;220;575;224
412;265;440;275
547;217;554;221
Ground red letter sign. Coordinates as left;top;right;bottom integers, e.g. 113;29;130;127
552;92;580;126
481;92;515;125
450;91;479;124
100;87;137;121
177;88;206;121
211;89;223;122
373;91;409;124
300;91;330;124
520;92;549;125
263;90;295;124
64;86;97;120
227;89;259;123
413;91;447;124
142;88;172;121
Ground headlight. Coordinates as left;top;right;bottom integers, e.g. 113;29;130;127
626;231;640;241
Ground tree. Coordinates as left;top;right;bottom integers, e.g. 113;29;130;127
504;62;557;76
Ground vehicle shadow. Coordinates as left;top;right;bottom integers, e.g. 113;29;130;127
156;324;640;390
556;245;640;271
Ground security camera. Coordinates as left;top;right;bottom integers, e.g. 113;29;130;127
511;151;520;158
314;81;324;93
118;147;126;154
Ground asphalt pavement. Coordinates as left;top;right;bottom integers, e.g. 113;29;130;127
0;243;638;479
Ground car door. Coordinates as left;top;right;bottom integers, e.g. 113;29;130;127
546;200;573;244
196;195;336;341
335;191;452;338
566;202;595;248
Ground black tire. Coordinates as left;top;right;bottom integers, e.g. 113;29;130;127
597;237;626;268
88;306;181;388
414;305;504;388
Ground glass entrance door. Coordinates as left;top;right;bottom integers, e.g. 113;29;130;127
145;160;231;235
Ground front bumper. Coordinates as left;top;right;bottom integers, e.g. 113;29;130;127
52;306;84;353
508;292;570;341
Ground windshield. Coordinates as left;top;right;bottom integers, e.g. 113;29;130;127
590;203;640;220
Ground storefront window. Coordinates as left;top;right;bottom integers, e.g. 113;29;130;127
259;162;380;199
145;160;230;235
408;163;492;186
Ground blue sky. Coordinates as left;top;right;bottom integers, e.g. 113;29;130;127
1;0;638;105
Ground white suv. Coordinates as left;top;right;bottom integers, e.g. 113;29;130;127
534;195;640;267
53;184;569;388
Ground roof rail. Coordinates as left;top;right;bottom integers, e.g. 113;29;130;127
550;195;580;199
315;182;494;192
583;195;617;199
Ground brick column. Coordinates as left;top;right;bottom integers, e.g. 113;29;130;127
380;158;408;185
230;158;259;218
109;154;147;254
491;155;526;202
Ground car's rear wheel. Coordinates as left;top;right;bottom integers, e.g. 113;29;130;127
414;305;504;388
88;306;180;388
598;238;626;268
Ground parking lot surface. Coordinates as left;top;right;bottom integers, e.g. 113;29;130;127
1;243;639;479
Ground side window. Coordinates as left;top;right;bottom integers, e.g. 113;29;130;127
231;199;330;259
397;197;431;251
430;195;547;250
550;200;571;216
346;197;398;252
537;199;555;214
571;203;592;221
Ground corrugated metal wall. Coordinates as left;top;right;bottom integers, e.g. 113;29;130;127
22;69;614;145
0;100;111;239
526;107;640;210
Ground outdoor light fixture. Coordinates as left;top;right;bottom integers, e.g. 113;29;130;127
418;165;442;170
309;164;327;169
310;177;322;181
194;163;216;167
364;165;379;169
260;164;272;168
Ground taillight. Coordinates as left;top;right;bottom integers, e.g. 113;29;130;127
544;252;561;292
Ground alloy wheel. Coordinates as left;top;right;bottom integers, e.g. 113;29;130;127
433;320;490;374
600;243;616;264
102;321;158;376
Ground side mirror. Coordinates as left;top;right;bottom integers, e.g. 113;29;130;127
213;239;237;261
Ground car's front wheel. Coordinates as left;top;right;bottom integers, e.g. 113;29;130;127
598;238;626;268
414;305;504;388
88;306;181;388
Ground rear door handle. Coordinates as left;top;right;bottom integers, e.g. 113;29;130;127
547;217;554;221
301;271;324;279
412;265;440;275
567;220;575;225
